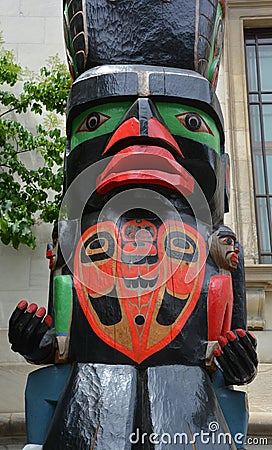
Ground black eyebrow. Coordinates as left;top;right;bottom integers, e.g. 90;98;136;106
217;232;236;239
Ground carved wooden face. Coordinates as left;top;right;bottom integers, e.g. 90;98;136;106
66;97;222;218
209;227;239;272
74;219;206;363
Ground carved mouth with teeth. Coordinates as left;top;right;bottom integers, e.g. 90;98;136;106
121;254;158;265
123;275;159;289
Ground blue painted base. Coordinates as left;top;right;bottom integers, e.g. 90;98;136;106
212;370;248;449
25;365;71;444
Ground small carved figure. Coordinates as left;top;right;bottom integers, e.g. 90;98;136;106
210;226;240;272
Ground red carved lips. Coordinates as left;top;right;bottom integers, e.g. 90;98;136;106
230;251;239;265
96;146;194;196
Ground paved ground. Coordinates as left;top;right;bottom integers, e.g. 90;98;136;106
0;436;25;450
1;445;271;449
246;447;272;450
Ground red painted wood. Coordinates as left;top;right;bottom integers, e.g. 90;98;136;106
208;275;234;340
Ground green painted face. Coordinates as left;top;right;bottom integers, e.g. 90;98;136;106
71;102;133;150
155;102;220;154
70;101;220;154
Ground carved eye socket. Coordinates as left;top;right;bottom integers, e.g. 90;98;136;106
81;232;115;263
175;112;214;135
165;231;198;263
77;112;110;133
220;236;234;246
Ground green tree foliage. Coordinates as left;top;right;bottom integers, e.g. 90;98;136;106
0;37;71;249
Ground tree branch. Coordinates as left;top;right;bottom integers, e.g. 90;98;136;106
0;107;17;118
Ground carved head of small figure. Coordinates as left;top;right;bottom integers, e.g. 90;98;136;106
209;226;239;272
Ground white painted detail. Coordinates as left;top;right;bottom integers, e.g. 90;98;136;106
22;445;43;450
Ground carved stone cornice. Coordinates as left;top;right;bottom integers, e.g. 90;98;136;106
245;265;272;291
228;0;272;7
245;265;272;330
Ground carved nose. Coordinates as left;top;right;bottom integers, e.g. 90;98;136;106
103;98;182;156
103;117;140;154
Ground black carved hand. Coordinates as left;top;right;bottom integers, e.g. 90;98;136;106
9;300;55;363
214;329;258;386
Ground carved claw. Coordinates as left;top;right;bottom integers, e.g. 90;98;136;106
8;300;55;364
214;329;258;386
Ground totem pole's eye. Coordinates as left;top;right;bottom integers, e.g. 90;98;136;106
77;112;110;133
165;231;198;263
185;114;202;131
220;236;235;246
81;232;115;263
175;113;214;135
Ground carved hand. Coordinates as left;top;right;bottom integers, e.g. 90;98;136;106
8;300;55;364
214;329;258;386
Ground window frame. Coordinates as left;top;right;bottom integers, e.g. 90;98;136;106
244;28;272;264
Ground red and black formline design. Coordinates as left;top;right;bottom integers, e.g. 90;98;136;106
74;220;206;363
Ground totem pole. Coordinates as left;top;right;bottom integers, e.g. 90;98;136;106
9;1;258;449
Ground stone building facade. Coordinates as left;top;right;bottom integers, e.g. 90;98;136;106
220;0;272;432
222;0;272;361
0;0;66;425
0;0;271;438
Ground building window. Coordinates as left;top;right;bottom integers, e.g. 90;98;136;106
245;29;272;264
